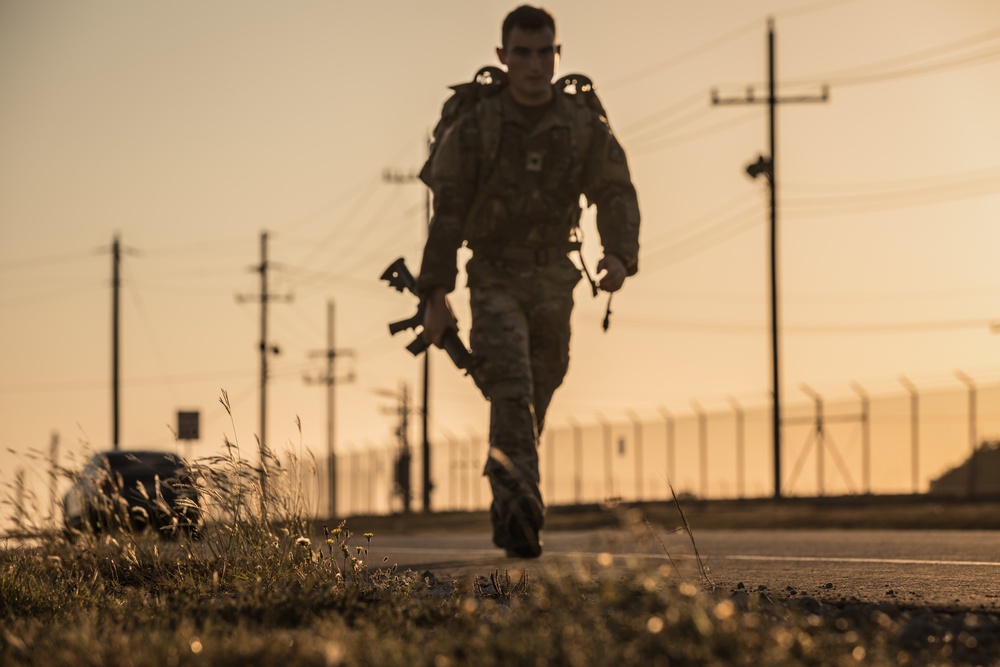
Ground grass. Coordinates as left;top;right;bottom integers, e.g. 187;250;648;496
5;529;999;666
4;397;1000;666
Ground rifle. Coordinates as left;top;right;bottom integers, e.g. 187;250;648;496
380;257;485;393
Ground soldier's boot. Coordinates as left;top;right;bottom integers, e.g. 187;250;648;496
490;485;544;558
500;493;544;558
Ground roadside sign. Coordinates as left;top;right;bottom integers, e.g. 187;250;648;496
177;410;200;441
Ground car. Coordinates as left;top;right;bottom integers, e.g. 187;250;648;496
63;450;201;539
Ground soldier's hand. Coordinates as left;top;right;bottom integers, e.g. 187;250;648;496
597;254;627;293
422;287;459;348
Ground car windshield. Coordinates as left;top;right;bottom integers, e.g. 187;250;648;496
94;452;184;477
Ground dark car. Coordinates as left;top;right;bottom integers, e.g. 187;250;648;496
63;450;201;538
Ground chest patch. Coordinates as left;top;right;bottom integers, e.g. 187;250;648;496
526;151;544;172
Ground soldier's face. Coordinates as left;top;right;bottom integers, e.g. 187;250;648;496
497;26;560;106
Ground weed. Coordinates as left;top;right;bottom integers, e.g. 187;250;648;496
669;482;713;587
474;568;530;602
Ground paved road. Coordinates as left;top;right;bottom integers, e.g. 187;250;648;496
368;528;1000;611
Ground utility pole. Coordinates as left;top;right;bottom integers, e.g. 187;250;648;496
112;234;121;450
305;300;354;520
712;18;828;499
107;233;135;450
237;231;292;509
383;160;435;512
376;383;414;513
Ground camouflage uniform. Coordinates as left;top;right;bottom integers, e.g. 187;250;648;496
417;85;640;556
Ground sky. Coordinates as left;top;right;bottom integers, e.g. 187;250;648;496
1;0;999;520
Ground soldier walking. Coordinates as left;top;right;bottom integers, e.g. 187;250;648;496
418;5;641;558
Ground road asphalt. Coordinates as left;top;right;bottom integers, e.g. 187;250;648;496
366;527;1000;612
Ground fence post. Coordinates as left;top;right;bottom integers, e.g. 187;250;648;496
567;418;583;504
444;432;457;510
659;407;675;493
728;398;745;499
692;402;708;499
800;385;825;496
467;429;483;510
956;371;978;498
598;415;614;500
899;377;920;493
850;382;871;494
627;410;643;501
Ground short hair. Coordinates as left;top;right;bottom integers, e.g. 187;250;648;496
501;5;556;48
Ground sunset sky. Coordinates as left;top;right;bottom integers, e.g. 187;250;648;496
2;0;998;519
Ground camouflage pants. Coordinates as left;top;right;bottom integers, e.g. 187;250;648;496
467;253;580;554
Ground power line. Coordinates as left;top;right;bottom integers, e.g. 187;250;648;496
313;186;407;273
118;262;247;281
784;174;1000;218
618;90;706;138
138;236;251;258
626;283;1000;305
787;319;996;334
330;200;425;279
641;208;765;274
279;299;326;341
605;313;996;335
0;283;103;309
616;280;1000;305
784;164;1000;194
624;98;718;146
288;177;385;271
643;196;763;256
630;110;760;155
276;138;422;235
644;190;758;246
122;261;178;405
784;26;1000;87
771;0;864;21
288;193;423;294
823;46;1000;88
605;18;762;90
605;0;861;91
108;282;235;298
0;368;260;395
0;250;96;273
785;285;1000;305
275;265;389;297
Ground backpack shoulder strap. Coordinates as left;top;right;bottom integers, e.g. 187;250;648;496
420;67;508;187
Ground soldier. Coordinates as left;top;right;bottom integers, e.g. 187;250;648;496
417;5;640;558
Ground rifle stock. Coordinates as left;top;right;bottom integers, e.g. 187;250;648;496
389;313;423;336
405;335;430;355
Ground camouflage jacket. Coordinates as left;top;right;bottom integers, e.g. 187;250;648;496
416;85;641;294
